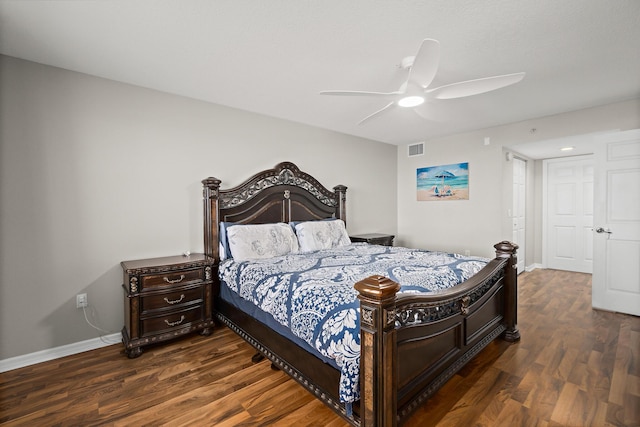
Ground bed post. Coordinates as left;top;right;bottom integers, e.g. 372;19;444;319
494;241;520;342
355;275;401;427
333;185;347;226
202;177;221;260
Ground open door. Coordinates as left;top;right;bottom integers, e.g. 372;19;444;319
592;129;640;316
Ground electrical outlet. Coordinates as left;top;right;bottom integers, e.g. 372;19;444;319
463;249;471;256
76;293;88;309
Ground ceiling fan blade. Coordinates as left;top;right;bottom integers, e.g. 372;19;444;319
412;103;444;122
358;102;395;125
407;39;440;88
320;90;401;99
428;72;525;99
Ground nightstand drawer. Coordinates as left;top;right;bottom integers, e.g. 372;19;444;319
140;285;203;313
140;305;204;336
140;267;204;290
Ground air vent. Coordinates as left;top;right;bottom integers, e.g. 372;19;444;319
408;142;424;157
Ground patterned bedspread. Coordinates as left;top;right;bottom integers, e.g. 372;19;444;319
218;243;488;406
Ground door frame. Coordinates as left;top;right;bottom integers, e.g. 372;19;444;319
512;156;526;274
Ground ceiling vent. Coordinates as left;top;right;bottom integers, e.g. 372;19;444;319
408;142;424;157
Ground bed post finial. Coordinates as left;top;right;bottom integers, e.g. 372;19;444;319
202;177;221;260
494;241;520;342
333;185;347;225
355;275;400;427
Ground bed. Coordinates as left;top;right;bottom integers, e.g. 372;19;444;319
202;161;519;426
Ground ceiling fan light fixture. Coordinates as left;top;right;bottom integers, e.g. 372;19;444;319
320;39;525;124
398;96;425;108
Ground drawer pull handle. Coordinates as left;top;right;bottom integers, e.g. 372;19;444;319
163;274;185;284
164;294;185;305
165;315;185;327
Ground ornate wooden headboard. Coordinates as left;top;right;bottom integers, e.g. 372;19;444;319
202;161;347;260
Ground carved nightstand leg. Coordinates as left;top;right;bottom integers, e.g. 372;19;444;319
200;327;212;336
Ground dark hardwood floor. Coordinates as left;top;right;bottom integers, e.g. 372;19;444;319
1;269;638;426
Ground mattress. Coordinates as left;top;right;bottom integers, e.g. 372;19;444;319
218;243;488;405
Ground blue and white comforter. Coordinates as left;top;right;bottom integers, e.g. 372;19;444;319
218;243;488;405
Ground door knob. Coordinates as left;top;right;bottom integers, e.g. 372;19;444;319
595;227;612;234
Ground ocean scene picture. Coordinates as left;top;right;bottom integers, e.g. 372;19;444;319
417;162;469;201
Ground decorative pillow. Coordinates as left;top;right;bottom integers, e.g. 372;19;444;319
289;217;335;228
219;221;237;260
294;219;351;252
226;223;299;261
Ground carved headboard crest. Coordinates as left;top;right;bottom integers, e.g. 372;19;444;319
219;162;337;209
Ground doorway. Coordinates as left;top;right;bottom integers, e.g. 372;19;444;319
543;155;594;273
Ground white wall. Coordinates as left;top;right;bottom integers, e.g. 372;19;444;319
0;55;397;360
397;98;640;261
397;135;505;257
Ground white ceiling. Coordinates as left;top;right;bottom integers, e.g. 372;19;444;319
1;0;639;158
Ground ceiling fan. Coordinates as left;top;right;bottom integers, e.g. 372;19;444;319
320;39;525;125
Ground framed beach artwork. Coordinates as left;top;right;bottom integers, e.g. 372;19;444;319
417;162;469;201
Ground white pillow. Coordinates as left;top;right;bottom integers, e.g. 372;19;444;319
227;223;299;261
295;219;351;252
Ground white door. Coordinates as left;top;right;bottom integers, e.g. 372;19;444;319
512;158;526;273
544;156;594;273
592;129;640;316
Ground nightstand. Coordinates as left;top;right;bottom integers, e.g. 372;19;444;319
350;233;395;246
121;253;215;358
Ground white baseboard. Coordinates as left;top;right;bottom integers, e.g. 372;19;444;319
0;333;122;373
525;263;543;272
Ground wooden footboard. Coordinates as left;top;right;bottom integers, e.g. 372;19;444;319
355;241;519;426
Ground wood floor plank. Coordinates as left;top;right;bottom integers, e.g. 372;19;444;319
586;350;612;402
610;319;632;406
439;367;511;426
550;382;581;425
630;329;640;377
522;371;564;421
276;398;348;427
491;398;542;427
606;401;627;426
1;269;639;426
629;375;640;397
624;393;640;426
